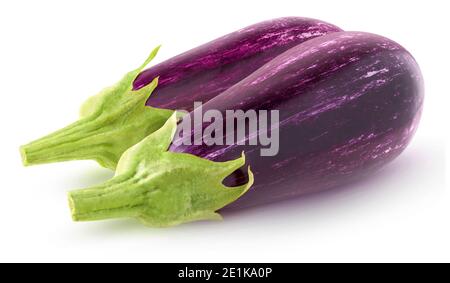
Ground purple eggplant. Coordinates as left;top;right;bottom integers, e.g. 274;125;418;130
68;31;423;227
21;17;341;169
170;31;424;211
136;17;342;111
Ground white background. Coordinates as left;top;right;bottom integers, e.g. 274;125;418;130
0;0;448;263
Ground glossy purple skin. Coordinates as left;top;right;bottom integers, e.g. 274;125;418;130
134;17;342;111
169;32;424;211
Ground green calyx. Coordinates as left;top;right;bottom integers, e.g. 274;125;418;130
68;114;254;227
20;46;173;170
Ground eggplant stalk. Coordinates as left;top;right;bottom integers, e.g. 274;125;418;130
20;46;173;170
68;114;253;227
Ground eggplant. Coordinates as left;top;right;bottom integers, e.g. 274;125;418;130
21;17;342;169
68;31;423;227
136;17;342;111
171;31;424;211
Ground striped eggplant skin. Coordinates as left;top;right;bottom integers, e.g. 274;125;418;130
134;17;342;111
169;31;424;211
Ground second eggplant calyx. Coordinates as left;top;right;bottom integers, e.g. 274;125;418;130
68;114;254;227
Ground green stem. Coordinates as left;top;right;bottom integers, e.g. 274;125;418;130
20;46;169;170
19;90;174;170
69;174;149;221
67;114;254;227
21;117;107;166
